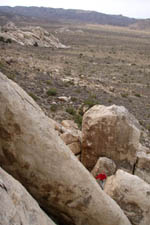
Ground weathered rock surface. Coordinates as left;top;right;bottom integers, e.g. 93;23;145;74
0;167;55;225
135;145;150;184
61;120;79;130
81;104;141;171
104;169;150;225
2;21;17;31
60;120;82;155
60;129;81;152
0;72;131;225
60;130;81;145
68;142;81;155
91;157;116;177
0;22;68;48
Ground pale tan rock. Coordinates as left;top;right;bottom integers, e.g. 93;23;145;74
82;105;90;113
60;128;82;155
81;105;140;171
60;122;82;155
105;169;150;225
60;131;81;145
91;157;116;177
0;73;131;225
135;147;150;184
68;142;81;155
109;86;115;92
61;120;78;130
57;96;71;102
49;119;63;134
2;21;17;32
1;22;68;48
0;167;55;225
76;154;81;161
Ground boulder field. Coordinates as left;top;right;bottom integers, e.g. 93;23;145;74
0;72;131;225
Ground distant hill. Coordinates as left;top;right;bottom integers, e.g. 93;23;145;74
0;6;137;27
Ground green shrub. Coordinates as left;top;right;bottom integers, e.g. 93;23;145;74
0;36;5;42
71;96;77;102
121;93;128;98
47;88;57;96
5;38;12;43
51;104;58;112
6;73;16;80
29;92;38;101
74;114;82;128
84;97;99;108
66;106;82;128
134;93;141;97
0;37;12;43
66;107;76;115
34;41;38;47
46;80;52;85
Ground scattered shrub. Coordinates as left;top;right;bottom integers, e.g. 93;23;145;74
71;96;77;102
0;36;5;42
29;92;38;101
84;97;99;108
134;93;141;97
46;80;52;85
5;38;12;43
0;37;12;43
66;106;82;128
66;107;76;115
146;124;150;131
121;93;128;98
47;88;57;96
74;114;82;128
108;99;112;103
34;41;38;47
79;53;83;58
51;104;58;112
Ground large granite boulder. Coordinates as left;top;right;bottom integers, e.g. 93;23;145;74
105;170;150;225
0;167;55;225
0;72;131;225
81;105;140;171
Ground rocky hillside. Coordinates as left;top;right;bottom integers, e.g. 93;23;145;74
0;6;137;27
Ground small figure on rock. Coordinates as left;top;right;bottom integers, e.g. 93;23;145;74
96;173;107;189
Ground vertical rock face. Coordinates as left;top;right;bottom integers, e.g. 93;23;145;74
0;72;131;225
104;170;150;225
0;167;56;225
81;105;140;171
